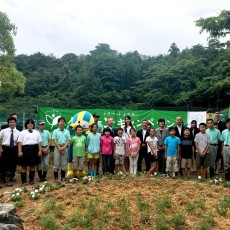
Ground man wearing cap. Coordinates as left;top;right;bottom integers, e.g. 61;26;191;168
36;120;51;181
93;114;103;134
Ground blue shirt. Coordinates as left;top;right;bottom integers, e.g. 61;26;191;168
87;132;101;154
52;128;71;146
164;136;181;157
38;130;51;147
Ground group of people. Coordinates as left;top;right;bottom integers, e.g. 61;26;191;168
0;112;229;188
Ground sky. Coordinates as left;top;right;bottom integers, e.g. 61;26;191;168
1;0;230;57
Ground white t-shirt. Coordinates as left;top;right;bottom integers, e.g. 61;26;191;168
194;132;211;153
114;136;126;156
0;127;20;146
18;129;42;145
146;136;158;154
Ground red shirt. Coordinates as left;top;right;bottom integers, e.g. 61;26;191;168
100;136;114;155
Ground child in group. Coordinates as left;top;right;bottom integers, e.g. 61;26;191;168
52;117;71;181
127;128;141;175
164;127;181;177
18;119;42;185
114;128;126;174
70;126;86;178
194;123;211;179
37;120;51;182
146;128;158;175
87;124;101;177
180;128;194;177
100;128;114;175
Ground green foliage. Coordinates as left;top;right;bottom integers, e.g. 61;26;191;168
1;11;230;110
196;10;230;48
0;11;26;96
170;213;186;228
185;200;196;213
38;214;60;230
195;212;216;230
156;196;172;214
216;196;230;216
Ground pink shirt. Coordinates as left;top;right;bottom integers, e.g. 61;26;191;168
100;136;114;155
127;137;141;154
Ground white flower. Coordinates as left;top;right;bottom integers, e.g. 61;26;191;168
214;179;218;184
210;180;213;183
16;193;20;196
154;172;157;176
32;194;35;199
39;188;43;191
15;188;22;192
44;181;48;184
198;176;202;180
35;189;39;193
219;177;222;182
12;194;15;197
31;191;35;195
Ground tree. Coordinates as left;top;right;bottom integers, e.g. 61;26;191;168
196;10;230;48
168;43;180;57
0;11;26;96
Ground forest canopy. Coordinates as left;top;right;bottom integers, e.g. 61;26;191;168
0;10;230;116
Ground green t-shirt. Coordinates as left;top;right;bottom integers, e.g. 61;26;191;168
71;135;86;157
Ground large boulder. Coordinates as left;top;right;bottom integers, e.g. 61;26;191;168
0;203;23;230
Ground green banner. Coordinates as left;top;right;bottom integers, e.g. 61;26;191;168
37;107;187;131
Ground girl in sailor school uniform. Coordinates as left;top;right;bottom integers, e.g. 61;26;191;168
17;119;42;185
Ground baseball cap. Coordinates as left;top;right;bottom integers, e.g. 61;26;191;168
93;113;100;118
38;120;45;125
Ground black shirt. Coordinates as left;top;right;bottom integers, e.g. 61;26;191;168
180;136;193;159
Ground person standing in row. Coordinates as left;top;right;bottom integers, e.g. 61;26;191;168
0;117;20;187
100;128;114;175
93;114;103;175
155;118;168;174
123;115;134;172
106;118;116;174
37;120;51;182
127;128;141;175
214;112;226;174
195;123;211;179
18;119;42;185
206;119;221;178
146;128;158;175
87;124;101;177
137;120;150;173
52;117;71;182
114;128;126;174
221;118;230;181
70;126;86;178
93;114;103;134
180;128;194;177
164;127;181;177
175;117;185;138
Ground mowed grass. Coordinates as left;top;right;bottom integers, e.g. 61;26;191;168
11;177;230;230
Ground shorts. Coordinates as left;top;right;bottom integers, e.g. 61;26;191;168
166;156;178;173
88;153;100;159
115;154;124;165
148;152;157;164
196;152;210;168
181;158;192;169
73;156;85;170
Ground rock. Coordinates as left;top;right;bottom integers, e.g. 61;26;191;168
0;203;23;230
